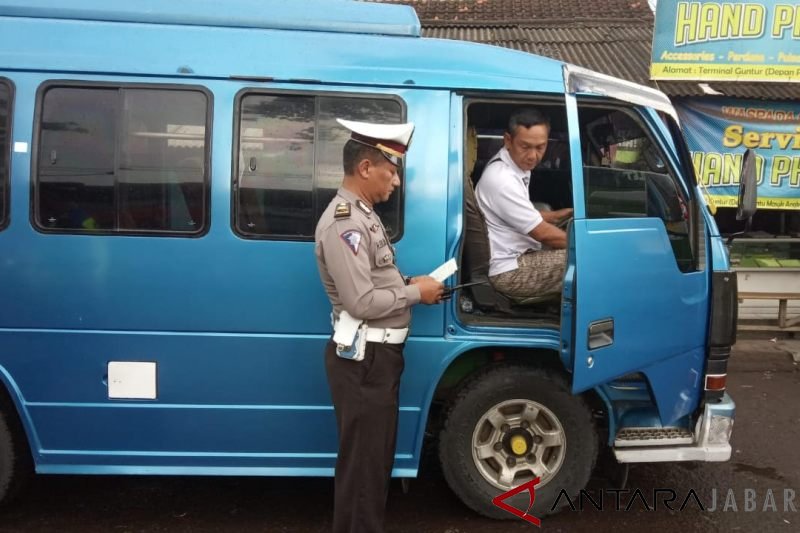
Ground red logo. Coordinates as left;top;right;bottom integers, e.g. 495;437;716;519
491;477;542;526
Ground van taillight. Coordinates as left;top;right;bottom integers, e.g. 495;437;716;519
705;374;727;392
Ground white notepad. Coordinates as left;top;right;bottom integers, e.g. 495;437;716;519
429;258;458;283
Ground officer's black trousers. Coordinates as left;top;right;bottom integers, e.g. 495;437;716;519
325;340;405;533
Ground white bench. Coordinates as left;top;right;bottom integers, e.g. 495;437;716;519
738;292;800;331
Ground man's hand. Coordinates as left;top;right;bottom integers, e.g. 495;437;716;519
541;208;573;224
410;276;445;304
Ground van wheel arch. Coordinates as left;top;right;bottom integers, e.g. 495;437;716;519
438;363;598;520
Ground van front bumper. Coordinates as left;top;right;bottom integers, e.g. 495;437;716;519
613;393;734;463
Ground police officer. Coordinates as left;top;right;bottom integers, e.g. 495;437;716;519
315;118;443;533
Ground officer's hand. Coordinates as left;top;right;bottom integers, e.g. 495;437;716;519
411;276;445;305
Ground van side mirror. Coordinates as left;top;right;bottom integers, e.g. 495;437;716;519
727;149;758;245
736;149;757;221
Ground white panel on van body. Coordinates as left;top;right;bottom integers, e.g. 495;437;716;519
563;64;678;121
108;361;157;400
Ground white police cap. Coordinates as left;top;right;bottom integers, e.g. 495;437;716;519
337;118;415;165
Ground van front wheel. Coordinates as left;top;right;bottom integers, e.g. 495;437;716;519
438;365;597;520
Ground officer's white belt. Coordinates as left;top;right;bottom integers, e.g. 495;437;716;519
333;319;409;344
363;326;408;344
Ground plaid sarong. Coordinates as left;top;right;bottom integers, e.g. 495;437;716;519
489;249;566;299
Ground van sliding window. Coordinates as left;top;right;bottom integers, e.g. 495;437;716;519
0;80;11;231
33;84;211;235
234;92;404;241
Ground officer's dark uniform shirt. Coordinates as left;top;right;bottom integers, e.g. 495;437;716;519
315;187;420;329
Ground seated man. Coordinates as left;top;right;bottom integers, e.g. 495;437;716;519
475;108;573;299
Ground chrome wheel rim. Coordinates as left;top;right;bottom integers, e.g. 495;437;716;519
471;398;566;490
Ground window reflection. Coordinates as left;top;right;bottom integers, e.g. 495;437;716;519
38;88;117;230
238;95;315;237
235;93;403;240
581;108;693;271
36;86;209;234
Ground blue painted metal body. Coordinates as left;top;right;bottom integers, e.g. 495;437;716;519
0;1;730;476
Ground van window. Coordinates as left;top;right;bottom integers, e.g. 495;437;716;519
34;85;210;235
580;106;694;272
0;80;11;230
235;92;403;240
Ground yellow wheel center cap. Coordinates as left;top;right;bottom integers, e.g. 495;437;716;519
510;435;528;455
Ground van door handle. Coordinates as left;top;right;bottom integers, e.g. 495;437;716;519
588;319;614;350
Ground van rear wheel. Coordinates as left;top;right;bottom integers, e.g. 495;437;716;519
439;365;597;520
0;401;32;507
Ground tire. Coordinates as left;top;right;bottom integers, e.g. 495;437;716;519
439;364;597;520
0;399;33;508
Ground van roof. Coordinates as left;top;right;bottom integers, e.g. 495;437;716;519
0;0;567;93
0;0;422;37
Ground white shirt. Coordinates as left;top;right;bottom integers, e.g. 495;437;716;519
475;147;543;276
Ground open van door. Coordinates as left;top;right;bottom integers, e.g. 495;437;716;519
560;66;709;424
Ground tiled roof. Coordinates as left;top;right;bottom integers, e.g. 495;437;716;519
421;24;654;82
374;0;799;100
421;24;653;46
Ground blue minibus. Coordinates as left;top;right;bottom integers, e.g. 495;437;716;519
0;0;750;519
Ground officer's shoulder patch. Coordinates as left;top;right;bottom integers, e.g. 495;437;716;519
340;229;363;255
356;199;372;215
334;202;351;219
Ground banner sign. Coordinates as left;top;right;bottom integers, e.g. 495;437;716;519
675;98;800;210
651;1;800;81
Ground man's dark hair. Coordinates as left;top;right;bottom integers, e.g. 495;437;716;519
342;139;385;175
507;108;551;135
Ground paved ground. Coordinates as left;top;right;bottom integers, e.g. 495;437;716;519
0;339;798;532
